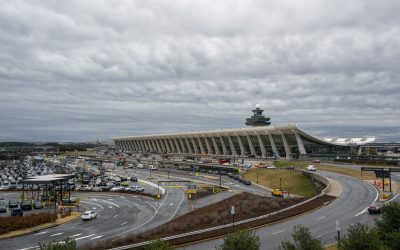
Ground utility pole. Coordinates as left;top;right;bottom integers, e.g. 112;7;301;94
336;220;341;249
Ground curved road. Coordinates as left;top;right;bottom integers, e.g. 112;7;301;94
178;171;379;250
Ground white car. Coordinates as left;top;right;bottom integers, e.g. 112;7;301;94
131;186;145;192
82;211;97;220
137;164;144;169
149;165;157;171
306;165;317;171
266;165;276;169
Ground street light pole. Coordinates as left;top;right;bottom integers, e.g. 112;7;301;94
257;169;259;183
280;177;282;190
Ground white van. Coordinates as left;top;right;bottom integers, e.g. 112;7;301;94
306;165;317;171
137;164;144;169
149;165;157;171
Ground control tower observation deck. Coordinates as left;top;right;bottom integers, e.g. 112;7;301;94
245;104;271;127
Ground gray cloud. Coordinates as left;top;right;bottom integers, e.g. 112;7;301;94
0;0;399;142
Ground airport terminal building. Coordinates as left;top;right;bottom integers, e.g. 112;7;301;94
112;106;374;159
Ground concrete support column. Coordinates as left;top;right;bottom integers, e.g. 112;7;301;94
197;137;206;155
220;137;228;155
173;138;181;153
179;138;187;153
257;135;267;158
185;137;193;154
155;139;162;153
228;136;238;156
168;138;176;152
145;140;151;152
136;140;142;151
159;138;166;153
151;140;157;153
190;137;198;154
357;146;362;155
132;140;138;151
164;138;171;153
268;134;279;157
281;133;291;159
237;136;246;156
212;137;220;155
204;137;212;154
294;132;307;155
131;141;137;152
247;135;257;156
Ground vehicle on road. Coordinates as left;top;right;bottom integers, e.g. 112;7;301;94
0;199;7;212
149;165;157;171
266;165;276;169
11;208;23;216
21;201;32;210
241;179;252;185
271;189;284;197
130;176;138;182
306;165;317;171
368;202;383;214
82;211;97;220
312;159;321;163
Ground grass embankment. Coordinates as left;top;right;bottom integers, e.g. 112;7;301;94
0;212;57;235
244;169;316;197
273;160;376;180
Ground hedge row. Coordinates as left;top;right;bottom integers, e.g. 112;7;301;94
0;212;57;235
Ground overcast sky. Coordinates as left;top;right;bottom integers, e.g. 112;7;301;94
0;0;399;142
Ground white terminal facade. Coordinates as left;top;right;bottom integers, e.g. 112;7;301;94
112;105;374;159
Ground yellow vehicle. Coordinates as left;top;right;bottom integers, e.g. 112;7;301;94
271;189;283;197
121;181;130;187
255;163;265;168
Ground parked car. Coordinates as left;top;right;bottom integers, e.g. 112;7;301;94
8;199;19;208
21;201;32;210
306;165;317;171
0;199;7;212
82;211;97;220
233;175;240;180
34;201;43;209
131;186;145;192
271;189;284;197
368;202;382;214
227;173;234;178
130;176;138;182
11;208;23;216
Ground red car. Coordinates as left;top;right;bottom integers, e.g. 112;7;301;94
368;203;382;214
312;159;321;163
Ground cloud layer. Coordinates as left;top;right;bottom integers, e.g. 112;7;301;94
0;0;399;142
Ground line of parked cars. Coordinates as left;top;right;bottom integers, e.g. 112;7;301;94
0;197;45;216
227;173;252;185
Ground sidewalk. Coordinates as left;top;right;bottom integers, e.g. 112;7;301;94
325;178;343;197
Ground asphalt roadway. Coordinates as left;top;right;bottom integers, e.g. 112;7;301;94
1;165;397;250
178;171;381;250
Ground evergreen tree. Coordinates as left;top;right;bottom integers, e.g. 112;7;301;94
281;225;324;250
216;230;260;250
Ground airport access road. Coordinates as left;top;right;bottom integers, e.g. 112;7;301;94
0;185;189;250
178;171;379;250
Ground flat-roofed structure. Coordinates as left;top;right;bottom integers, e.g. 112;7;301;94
112;124;375;159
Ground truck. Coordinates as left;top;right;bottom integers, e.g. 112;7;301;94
306;165;317;171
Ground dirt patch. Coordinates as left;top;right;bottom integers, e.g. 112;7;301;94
82;193;335;250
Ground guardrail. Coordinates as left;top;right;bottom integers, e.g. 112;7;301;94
109;186;329;250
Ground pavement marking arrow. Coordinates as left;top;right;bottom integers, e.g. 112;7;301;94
34;231;48;235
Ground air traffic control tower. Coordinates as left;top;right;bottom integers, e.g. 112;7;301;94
245;104;271;127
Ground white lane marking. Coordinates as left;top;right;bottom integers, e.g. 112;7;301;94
100;199;120;208
102;187;169;240
355;181;379;217
50;232;64;237
92;207;96;210
75;234;96;240
91;235;104;240
70;233;82;237
138;212;141;216
273;230;286;235
168;189;186;222
121;221;128;226
315;216;325;221
80;201;105;209
83;226;95;230
108;198;114;200
113;214;118;218
108;205;113;209
170;203;174;206
19;247;39;250
34;231;47;235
